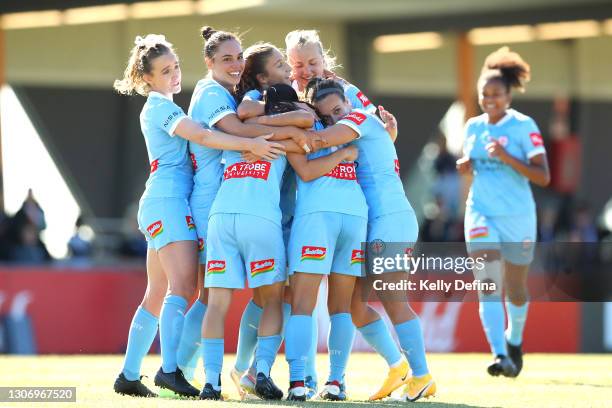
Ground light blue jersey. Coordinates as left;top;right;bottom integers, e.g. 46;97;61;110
336;109;411;219
210;152;288;226
463;109;546;216
294;142;367;218
242;89;263;102
188;78;237;201
140;91;192;199
344;83;376;114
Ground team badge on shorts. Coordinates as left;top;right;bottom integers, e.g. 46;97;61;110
186;216;195;231
301;246;326;261
147;220;163;238
250;259;275;277
207;260;226;275
351;250;365;265
370;239;385;255
469;226;489;239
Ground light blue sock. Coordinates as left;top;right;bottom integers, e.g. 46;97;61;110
235;300;263;372
394;318;429;377
305;309;318;382
177;300;206;380
505;300;529;346
256;334;282;377
281;302;292;338
358;319;402;367
160;295;187;373
479;297;507;356
285;315;312;382
327;313;355;383
202;338;224;391
122;306;159;381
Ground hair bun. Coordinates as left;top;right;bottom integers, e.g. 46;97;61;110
201;26;216;41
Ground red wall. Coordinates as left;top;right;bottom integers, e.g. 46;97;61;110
0;268;580;354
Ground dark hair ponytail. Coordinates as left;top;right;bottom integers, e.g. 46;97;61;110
305;78;346;104
200;26;240;59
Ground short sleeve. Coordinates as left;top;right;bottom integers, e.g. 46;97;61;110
345;83;376;114
520;118;546;159
337;110;367;139
242;89;263;102
149;98;187;136
191;85;236;128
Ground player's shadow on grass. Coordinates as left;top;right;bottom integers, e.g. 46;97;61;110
237;398;497;408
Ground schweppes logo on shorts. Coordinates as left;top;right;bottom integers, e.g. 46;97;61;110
351;249;365;265
301;246;326;261
343;112;367;126
224;161;271;181
186;216;195;231
147;220;163;238
250;259;275;277
469;226;489;239
150;159;159;174
356;91;372;107
197;238;205;252
207;260;226;274
394;159;400;177
325;162;357;180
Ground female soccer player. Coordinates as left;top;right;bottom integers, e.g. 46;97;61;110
111;34;283;398
307;78;436;402
192;27;313;401
456;47;550;377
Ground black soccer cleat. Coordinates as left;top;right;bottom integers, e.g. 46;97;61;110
113;373;157;397
154;367;199;397
255;372;284;400
506;340;524;376
200;383;223;400
487;355;518;378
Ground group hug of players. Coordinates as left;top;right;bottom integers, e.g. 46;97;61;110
111;26;550;402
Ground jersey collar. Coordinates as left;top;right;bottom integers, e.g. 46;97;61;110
148;91;172;101
487;109;513;127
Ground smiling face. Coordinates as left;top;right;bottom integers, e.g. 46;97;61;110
287;43;325;91
313;93;352;125
206;38;244;89
258;48;292;88
143;51;181;96
479;77;511;124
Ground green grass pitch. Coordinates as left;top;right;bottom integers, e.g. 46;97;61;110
1;353;611;407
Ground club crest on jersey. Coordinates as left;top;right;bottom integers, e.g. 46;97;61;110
351;249;365;265
207;260;226;274
190;153;198;170
469;226;489;239
250;259;275;277
150;159;159;174
301;246;326;261
530;132;543;147
325;163;357;180
224;161;271;180
497;136;509;146
186;216;195;230
356;91;372;107
147;220;163;238
198;238;205;252
343;112;367;126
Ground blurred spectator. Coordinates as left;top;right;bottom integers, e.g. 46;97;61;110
569;201;598;243
431;134;461;218
9;222;50;263
68;215;94;260
538;206;558;243
118;201;147;258
14;189;46;232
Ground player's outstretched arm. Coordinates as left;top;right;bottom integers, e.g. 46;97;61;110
310;123;359;149
174;117;285;160
287;145;358;182
245;111;315;129
236;100;265;120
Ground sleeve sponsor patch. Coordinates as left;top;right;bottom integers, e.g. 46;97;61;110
223;161;271;180
163;111;182;128
150;159;159;174
394;159;400;177
530;132;543;147
356;91;372;107
343;111;367;126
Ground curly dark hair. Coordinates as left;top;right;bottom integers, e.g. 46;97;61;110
479;46;531;93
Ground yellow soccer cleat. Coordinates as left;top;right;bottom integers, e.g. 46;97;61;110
368;360;410;400
401;373;436;402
